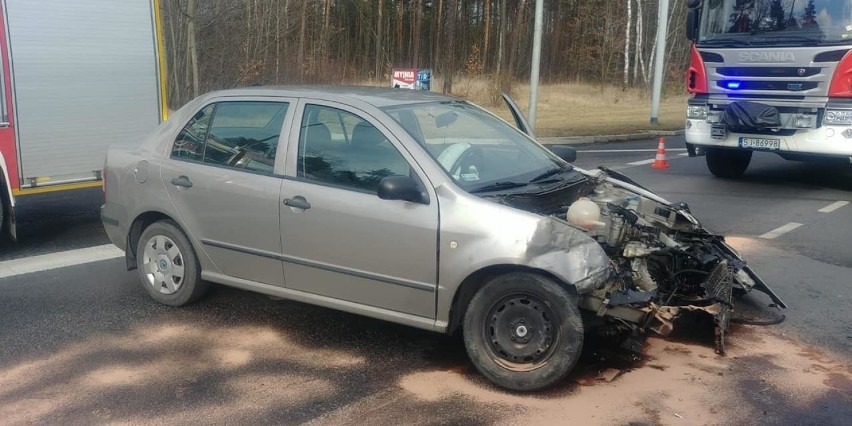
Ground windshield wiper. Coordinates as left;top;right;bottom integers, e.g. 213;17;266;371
469;181;528;194
529;167;567;183
752;34;824;45
698;38;752;47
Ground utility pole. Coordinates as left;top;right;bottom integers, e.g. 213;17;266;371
650;0;670;125
528;0;544;131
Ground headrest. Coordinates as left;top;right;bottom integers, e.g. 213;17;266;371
304;122;332;146
350;122;387;149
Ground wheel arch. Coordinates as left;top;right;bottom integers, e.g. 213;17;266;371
125;210;179;270
446;264;577;336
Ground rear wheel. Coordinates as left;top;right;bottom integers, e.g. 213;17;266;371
706;148;752;178
462;272;584;391
136;220;208;306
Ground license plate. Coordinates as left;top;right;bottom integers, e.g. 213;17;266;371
739;137;780;150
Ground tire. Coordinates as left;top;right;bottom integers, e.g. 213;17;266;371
706;148;752;178
0;195;5;235
462;272;584;392
136;220;208;306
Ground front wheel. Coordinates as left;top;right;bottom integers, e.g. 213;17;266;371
136;220;208;306
463;272;584;391
706;148;752;178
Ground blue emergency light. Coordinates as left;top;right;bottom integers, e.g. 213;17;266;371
726;81;742;90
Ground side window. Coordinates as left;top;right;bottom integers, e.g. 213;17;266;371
172;104;214;162
203;102;289;174
171;101;288;175
297;104;411;193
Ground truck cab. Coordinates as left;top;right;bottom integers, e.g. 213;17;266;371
684;0;852;178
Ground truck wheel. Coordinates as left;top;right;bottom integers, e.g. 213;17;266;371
706;148;752;178
463;272;584;391
136;220;208;306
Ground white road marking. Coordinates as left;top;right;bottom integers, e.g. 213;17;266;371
627;159;656;166
678;153;690;156
817;201;849;213
576;148;687;153
0;244;123;280
759;222;803;240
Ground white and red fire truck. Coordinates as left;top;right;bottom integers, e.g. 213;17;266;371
0;0;167;239
684;0;852;178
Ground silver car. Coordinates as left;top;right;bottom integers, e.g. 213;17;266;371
101;86;785;391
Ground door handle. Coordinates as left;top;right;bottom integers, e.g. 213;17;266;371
170;175;193;188
283;196;311;210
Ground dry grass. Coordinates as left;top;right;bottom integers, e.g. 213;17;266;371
359;77;688;137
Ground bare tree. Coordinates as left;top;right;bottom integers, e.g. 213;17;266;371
624;0;632;89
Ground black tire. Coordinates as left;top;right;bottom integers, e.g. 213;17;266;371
462;272;584;392
705;148;752;178
0;194;5;235
136;220;208;306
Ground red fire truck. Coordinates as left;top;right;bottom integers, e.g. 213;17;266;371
0;0;167;240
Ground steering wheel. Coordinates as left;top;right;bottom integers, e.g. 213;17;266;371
448;145;479;178
438;142;482;181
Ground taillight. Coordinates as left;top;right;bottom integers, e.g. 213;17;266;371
828;49;852;97
686;44;708;94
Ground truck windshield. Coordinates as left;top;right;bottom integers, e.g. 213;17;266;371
699;0;852;46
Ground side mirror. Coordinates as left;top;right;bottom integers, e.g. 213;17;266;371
378;175;428;204
686;2;701;41
547;145;577;163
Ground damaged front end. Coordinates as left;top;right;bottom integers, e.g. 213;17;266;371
574;167;786;354
495;166;786;355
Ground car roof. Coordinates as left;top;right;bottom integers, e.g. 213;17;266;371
204;85;461;108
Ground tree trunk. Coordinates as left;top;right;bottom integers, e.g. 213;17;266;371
297;0;307;79
412;0;422;67
442;0;457;93
624;0;632;89
434;0;443;72
483;0;491;70
376;0;383;78
323;0;331;66
186;0;199;97
496;0;506;82
396;0;403;65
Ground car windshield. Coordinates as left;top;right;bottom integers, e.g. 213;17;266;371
698;0;852;46
382;101;569;193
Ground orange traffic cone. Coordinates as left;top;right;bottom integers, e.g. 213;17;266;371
651;137;670;170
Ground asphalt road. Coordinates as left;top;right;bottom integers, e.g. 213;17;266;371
1;136;850;425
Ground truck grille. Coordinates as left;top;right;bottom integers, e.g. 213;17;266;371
701;47;848;99
717;67;821;78
716;80;819;91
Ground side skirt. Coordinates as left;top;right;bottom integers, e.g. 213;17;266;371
201;271;445;334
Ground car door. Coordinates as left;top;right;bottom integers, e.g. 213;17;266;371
161;98;294;286
279;100;439;318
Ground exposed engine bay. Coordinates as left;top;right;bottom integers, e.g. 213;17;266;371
490;165;786;354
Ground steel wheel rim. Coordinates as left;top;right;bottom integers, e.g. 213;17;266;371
483;292;559;372
141;235;185;295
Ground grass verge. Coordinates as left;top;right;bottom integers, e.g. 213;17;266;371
360;77;688;137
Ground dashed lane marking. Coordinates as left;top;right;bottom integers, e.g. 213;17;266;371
817;201;849;213
575;148;688;153
627;159;657;166
759;222;803;240
0;244;123;280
